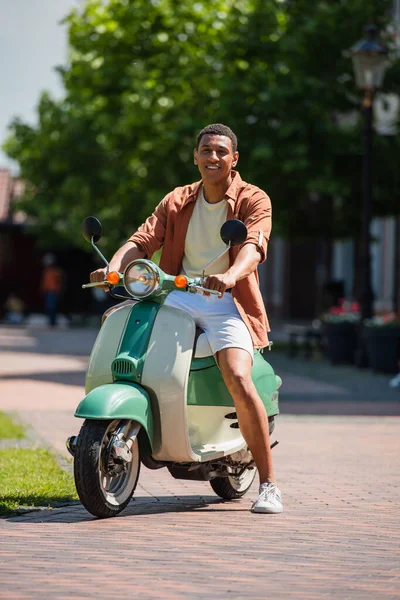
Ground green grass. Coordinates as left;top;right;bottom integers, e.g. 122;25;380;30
0;411;25;440
0;448;78;516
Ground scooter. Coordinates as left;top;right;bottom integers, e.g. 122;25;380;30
67;216;282;518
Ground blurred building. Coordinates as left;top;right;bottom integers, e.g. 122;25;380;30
0;168;46;319
259;213;400;323
0;167;97;320
260;3;400;323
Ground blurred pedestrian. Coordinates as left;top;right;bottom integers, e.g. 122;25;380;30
40;254;65;327
4;293;25;324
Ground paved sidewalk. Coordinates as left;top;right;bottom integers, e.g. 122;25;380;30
1;326;399;599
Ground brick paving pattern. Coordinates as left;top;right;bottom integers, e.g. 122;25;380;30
0;326;399;599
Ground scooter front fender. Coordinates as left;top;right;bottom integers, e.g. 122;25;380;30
74;383;154;450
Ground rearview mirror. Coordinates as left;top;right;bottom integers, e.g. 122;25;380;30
82;216;103;243
220;219;247;246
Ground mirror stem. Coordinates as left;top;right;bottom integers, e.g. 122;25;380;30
202;242;231;279
91;236;109;272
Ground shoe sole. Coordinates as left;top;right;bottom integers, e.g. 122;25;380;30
251;506;284;514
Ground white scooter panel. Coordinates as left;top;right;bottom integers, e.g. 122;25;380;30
141;305;247;463
141;304;199;463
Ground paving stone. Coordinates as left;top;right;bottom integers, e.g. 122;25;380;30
0;326;399;599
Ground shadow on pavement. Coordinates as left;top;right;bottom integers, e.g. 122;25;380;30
280;398;400;416
0;370;86;387
6;496;238;523
1;496;80;520
268;351;400;416
0;327;98;357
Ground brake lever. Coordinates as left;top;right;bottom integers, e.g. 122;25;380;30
188;284;222;297
82;281;108;289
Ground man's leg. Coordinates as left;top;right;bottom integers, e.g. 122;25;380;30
217;347;275;485
45;292;57;327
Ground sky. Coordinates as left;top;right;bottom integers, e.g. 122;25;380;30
0;0;81;171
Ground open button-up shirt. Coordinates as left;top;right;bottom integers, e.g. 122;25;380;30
128;170;271;348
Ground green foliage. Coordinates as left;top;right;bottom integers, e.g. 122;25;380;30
0;412;25;440
0;447;78;515
3;0;400;251
220;0;400;238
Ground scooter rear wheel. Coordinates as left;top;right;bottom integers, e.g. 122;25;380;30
74;419;140;518
210;467;256;500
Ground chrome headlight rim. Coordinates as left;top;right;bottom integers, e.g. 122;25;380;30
123;259;161;299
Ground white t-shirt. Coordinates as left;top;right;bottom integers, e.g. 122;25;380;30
181;186;229;278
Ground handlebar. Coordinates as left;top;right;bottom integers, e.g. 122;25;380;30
82;279;224;297
82;281;109;289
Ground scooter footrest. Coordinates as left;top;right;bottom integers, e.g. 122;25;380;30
225;412;237;419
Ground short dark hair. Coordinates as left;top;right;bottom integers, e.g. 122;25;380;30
196;123;238;153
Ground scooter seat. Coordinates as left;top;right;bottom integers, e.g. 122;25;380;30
193;328;214;359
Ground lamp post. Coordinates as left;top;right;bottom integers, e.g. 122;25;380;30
350;25;389;320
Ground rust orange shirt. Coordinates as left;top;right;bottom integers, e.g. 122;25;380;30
128;171;271;348
41;266;63;293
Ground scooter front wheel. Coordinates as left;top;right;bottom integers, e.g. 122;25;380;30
74;419;140;518
210;467;256;500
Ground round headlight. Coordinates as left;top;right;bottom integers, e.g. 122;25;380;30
124;260;160;298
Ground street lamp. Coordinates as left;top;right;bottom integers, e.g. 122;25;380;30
350;25;389;320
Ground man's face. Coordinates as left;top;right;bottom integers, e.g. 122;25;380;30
194;134;238;183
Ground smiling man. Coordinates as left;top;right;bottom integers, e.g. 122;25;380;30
90;123;282;514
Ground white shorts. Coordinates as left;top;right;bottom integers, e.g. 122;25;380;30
164;290;254;360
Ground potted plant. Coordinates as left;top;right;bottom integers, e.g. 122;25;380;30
320;300;361;365
363;313;400;374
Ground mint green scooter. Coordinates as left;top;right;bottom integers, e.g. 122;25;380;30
67;216;281;518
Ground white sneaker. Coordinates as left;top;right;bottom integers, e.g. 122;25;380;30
251;482;283;514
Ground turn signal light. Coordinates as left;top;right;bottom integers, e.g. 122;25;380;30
174;275;188;289
107;271;120;285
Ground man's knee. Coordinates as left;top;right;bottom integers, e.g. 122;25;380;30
218;349;252;391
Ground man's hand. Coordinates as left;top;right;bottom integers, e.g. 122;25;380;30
203;272;237;298
90;267;109;290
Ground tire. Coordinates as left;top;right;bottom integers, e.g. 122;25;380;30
74;419;140;518
210;467;257;500
210;417;275;500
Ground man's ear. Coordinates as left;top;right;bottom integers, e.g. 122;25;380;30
232;151;239;168
193;148;198;165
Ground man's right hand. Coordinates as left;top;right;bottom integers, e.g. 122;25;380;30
90;267;108;289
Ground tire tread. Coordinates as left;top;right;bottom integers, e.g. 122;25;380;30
74;420;139;518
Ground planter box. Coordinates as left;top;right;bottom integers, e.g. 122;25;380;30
364;326;400;374
321;322;359;365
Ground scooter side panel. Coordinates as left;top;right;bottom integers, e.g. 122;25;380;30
85;304;134;394
140;305;199;463
252;352;280;416
187;405;247;459
187;351;279;416
187;365;234;407
74;383;154;449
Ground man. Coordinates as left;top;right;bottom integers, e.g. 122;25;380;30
90;123;283;514
40;253;65;327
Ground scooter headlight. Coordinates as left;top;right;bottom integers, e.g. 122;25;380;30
124;260;160;298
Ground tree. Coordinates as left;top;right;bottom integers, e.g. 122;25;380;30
4;0;400;252
4;0;242;252
220;0;400;238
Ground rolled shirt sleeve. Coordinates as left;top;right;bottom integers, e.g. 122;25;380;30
127;192;171;257
239;190;271;264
